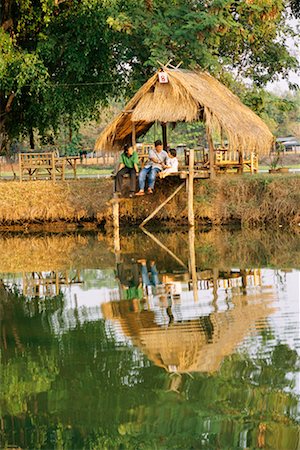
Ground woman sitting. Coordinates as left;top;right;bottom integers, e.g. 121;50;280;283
115;144;139;198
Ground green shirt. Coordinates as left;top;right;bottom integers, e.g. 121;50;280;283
120;151;139;169
121;287;144;300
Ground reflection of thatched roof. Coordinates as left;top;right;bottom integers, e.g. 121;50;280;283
95;68;273;154
102;296;275;373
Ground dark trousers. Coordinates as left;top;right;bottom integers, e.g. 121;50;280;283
115;167;137;193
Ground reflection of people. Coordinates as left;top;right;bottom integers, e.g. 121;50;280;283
138;259;160;290
138;259;161;295
115;145;139;198
158;148;179;178
135;140;168;195
116;261;143;300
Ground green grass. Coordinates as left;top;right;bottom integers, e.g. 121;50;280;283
258;164;300;170
0;166;113;177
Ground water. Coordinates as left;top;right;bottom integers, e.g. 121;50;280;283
0;229;299;450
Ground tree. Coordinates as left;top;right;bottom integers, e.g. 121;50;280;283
0;0;123;152
0;0;298;151
106;0;298;86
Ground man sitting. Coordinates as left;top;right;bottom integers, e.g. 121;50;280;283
114;144;139;198
135;140;168;196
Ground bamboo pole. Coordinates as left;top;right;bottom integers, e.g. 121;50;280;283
140;227;187;269
206;129;216;179
140;182;185;227
188;226;198;302
188;148;195;227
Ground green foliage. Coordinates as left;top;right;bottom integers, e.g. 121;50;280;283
242;88;299;136
0;0;298;151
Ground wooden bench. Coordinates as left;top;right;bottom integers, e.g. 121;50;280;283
19;152;66;181
184;148;258;174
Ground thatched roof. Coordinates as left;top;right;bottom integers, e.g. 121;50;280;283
95;68;273;155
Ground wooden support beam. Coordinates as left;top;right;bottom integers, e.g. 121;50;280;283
139;182;185;227
161;122;167;150
188;226;198;302
112;200;120;254
140;227;187;269
212;268;219;309
18;154;22;182
132;122;136;150
51;152;56;182
188;148;195;227
206;129;216;179
238;150;244;174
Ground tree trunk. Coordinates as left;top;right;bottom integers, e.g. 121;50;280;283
29;128;35;149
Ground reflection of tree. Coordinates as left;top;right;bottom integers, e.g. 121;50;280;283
78;268;117;290
1;282;299;450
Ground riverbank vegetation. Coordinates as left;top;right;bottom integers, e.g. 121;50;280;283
0;175;299;228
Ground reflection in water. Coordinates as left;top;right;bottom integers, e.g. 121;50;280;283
22;270;83;298
102;295;275;374
0;230;299;450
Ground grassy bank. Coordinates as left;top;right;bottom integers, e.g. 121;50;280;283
0;175;299;227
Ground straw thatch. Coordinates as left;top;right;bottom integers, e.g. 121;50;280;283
95;68;274;155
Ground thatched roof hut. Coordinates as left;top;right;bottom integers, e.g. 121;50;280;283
95;67;273;156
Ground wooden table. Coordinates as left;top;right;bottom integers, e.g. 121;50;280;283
64;156;81;179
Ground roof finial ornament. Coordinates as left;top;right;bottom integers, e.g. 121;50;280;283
156;59;173;70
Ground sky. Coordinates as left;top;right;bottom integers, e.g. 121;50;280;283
267;16;300;94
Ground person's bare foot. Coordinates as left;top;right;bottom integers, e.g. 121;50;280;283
137;259;147;265
147;188;153;194
135;190;145;196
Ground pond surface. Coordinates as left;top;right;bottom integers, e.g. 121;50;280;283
0;229;299;450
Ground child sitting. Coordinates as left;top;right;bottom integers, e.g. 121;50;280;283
158;148;179;178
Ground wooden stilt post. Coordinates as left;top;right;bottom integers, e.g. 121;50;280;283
188;148;195;227
238;150;244;174
220;128;224;148
206;129;216;179
161;122;168;150
112;200;120;254
51;152;56;182
212;268;219;310
18;154;22;182
188;226;198;302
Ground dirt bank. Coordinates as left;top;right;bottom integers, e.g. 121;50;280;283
0;175;299;227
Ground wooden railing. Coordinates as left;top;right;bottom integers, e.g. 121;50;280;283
184;148;258;173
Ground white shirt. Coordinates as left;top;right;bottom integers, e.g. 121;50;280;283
165;156;178;172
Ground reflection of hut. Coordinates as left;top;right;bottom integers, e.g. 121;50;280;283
95;66;273;177
102;296;274;373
